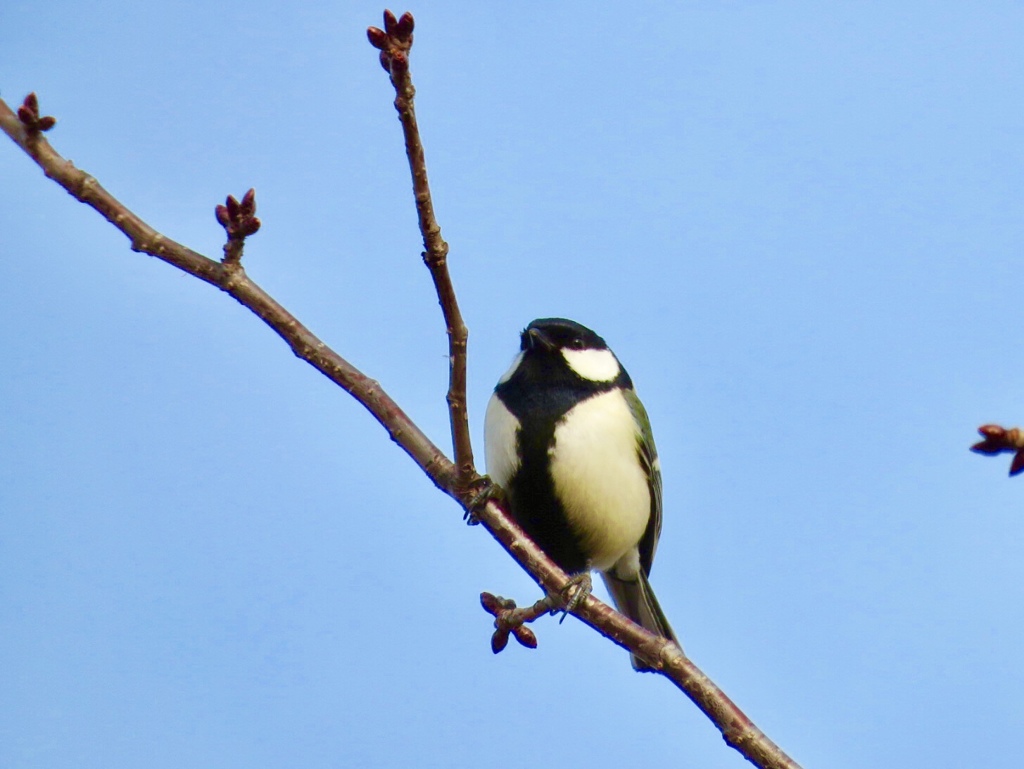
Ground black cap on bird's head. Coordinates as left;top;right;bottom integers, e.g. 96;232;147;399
513;318;626;386
520;318;608;354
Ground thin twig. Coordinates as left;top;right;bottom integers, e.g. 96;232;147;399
369;11;476;492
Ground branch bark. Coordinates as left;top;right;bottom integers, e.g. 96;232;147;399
1;16;803;768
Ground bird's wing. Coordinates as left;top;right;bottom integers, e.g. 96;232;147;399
623;387;662;576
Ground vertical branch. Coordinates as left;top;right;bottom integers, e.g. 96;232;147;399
369;11;477;493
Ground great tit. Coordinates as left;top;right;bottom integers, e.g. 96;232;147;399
484;317;678;670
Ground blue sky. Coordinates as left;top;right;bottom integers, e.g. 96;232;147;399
2;2;1023;767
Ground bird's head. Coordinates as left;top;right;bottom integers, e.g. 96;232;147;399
516;317;622;384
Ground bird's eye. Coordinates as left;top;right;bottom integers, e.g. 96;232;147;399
571;338;584;349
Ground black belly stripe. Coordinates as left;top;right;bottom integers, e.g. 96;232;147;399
495;369;630;574
509;406;589;573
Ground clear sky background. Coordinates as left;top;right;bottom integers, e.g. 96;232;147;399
2;3;1023;768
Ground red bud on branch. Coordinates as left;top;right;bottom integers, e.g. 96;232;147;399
216;189;261;264
512;625;538;649
366;27;386;50
395;12;414;38
17;92;57;133
971;424;1024;477
491;630;510;654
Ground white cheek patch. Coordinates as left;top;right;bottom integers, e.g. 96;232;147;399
497;351;524;384
561;348;621;382
483;394;521;487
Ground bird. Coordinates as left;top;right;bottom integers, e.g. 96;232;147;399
483;317;678;670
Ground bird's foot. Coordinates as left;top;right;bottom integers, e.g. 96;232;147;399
554;572;592;624
478;573;592;651
462;476;502;526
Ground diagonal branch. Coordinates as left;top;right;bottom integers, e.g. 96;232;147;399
1;45;802;769
0;96;454;497
369;11;476;491
473;496;801;769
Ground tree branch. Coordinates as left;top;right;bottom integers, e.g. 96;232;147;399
369;11;476;491
1;18;803;766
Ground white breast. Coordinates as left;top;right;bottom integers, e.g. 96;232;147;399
483;392;520;487
548;389;649;571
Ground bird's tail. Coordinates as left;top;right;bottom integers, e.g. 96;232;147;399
600;570;681;671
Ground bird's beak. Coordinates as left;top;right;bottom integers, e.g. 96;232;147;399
526;327;556;352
